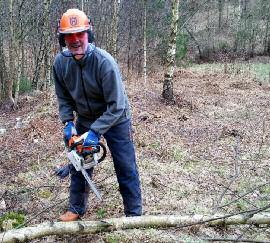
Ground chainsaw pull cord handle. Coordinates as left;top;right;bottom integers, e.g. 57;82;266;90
69;141;107;163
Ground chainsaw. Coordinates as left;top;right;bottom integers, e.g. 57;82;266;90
67;134;106;200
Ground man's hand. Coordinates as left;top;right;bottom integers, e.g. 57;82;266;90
82;130;100;146
55;164;72;179
63;121;77;145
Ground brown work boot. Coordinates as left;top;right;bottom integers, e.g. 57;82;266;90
59;211;80;222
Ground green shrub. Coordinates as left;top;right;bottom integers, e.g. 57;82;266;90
19;76;32;93
176;33;188;61
12;76;32;94
218;41;230;52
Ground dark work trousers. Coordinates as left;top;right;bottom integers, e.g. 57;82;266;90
69;119;142;216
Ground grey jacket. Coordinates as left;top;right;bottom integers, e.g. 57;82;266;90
53;44;131;135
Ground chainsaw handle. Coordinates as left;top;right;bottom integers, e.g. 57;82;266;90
82;142;107;163
69;139;107;163
97;142;107;163
93;142;107;163
69;141;82;150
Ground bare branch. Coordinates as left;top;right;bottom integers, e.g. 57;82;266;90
1;211;270;243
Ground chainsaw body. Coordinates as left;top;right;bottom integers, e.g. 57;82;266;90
67;135;106;200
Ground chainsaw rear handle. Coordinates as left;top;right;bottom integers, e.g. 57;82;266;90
96;142;107;163
69;139;83;150
69;141;107;163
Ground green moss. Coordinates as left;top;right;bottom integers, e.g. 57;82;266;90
171;146;186;161
259;185;270;194
37;189;52;199
0;211;25;231
105;234;122;243
236;200;248;211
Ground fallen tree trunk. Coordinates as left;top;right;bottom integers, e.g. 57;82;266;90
1;213;270;243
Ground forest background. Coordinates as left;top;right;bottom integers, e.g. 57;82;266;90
0;0;270;242
1;0;270;105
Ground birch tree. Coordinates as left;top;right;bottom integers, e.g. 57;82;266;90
6;0;15;108
110;0;121;59
162;0;180;102
0;1;8;101
143;0;147;84
218;0;224;29
40;0;52;90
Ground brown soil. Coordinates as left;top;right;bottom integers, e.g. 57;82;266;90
0;67;269;242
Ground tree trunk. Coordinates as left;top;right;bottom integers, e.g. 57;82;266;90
13;3;26;108
1;213;270;243
234;0;248;52
6;0;15;109
143;0;147;84
13;42;22;108
110;0;120;59
218;0;223;30
127;19;132;77
263;5;270;55
32;38;45;90
41;0;52;90
81;0;84;11
162;0;180;102
0;21;7;101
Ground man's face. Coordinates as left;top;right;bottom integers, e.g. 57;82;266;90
64;31;88;59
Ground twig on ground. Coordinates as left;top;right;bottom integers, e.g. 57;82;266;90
216;182;257;208
202;237;269;243
255;118;266;161
18;197;68;228
96;173;114;184
178;203;270;229
218;181;270;209
214;135;241;212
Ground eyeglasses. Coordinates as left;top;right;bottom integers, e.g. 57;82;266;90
64;31;87;41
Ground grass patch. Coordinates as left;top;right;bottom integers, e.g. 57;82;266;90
170;145;186;161
105;234;122;243
0;211;25;231
148;141;161;149
96;208;107;219
189;62;270;83
250;63;270;83
182;160;203;173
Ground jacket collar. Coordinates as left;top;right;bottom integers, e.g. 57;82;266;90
73;43;95;66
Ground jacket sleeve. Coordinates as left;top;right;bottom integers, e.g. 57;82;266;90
90;58;127;135
53;59;75;123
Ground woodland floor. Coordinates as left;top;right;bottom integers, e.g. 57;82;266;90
0;61;270;242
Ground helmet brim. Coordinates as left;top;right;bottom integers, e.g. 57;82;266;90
59;26;90;34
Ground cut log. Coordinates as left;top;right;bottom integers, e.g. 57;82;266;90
1;213;270;243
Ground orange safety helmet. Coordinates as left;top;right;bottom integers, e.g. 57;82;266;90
58;9;90;34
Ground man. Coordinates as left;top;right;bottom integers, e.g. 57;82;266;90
53;9;142;221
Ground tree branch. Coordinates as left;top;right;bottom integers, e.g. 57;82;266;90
1;213;270;243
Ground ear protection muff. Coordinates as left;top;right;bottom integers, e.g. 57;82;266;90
58;29;95;47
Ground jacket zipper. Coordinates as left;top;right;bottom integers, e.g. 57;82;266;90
79;64;93;115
